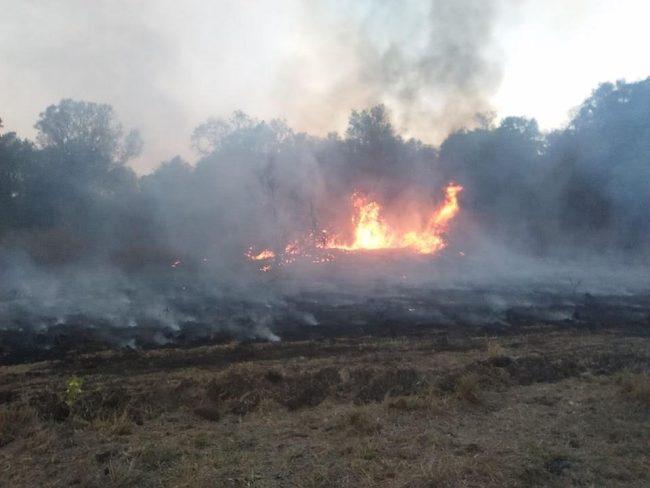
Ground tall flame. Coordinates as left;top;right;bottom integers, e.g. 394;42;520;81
324;183;463;254
244;183;463;270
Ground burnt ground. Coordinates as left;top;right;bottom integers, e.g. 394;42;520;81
0;292;649;487
0;284;650;487
1;287;649;365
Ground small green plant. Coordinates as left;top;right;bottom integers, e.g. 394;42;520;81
65;376;83;407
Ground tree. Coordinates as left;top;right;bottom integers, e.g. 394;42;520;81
35;99;142;167
437;116;545;250
28;100;142;238
0;132;37;232
546;78;650;252
345;105;396;148
191;111;294;157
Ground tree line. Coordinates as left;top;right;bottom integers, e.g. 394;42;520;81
1;79;649;269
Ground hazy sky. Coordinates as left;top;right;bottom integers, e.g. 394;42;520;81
1;0;648;172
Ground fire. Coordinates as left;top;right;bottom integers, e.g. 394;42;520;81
245;183;463;270
245;248;276;260
324;183;463;254
337;196;391;251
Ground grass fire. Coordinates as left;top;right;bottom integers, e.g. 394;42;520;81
245;183;463;271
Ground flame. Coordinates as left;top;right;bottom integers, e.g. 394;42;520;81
245;248;276;260
244;183;463;270
324;183;463;254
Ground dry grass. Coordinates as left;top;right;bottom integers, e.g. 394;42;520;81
619;372;650;408
385;388;450;414
89;409;134;436
105;458;142;487
411;452;507;488
486;338;507;359
0;404;36;446
454;373;482;404
346;409;383;435
0;328;648;487
133;441;181;470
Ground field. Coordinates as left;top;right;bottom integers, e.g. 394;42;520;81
1;294;649;487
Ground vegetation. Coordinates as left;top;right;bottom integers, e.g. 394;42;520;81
0;326;648;486
1;79;650;268
65;376;83;408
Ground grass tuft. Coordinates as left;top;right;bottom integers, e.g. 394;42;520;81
619;372;650;408
91;409;134;436
455;373;482;404
487;339;507;359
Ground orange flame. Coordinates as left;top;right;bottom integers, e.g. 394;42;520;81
244;183;463;270
324;183;463;254
245;248;276;260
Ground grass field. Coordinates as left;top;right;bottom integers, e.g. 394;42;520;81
1;323;649;487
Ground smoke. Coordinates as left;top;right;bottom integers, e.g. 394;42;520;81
1;81;649;362
0;2;649;361
0;0;512;171
382;0;503;133
275;0;506;142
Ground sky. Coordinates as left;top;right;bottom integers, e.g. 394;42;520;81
0;0;649;173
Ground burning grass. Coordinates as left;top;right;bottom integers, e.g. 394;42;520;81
244;183;462;272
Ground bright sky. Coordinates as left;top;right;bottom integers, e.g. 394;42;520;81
0;0;648;172
494;0;650;130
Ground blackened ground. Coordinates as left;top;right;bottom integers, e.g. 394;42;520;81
1;288;649;365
